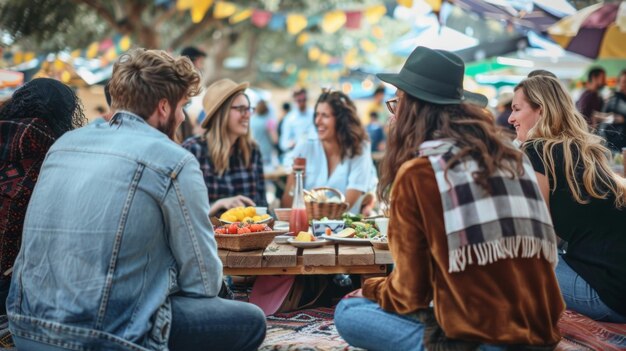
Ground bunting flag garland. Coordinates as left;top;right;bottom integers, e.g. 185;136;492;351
345;11;362;29
287;14;308;35
363;5;387;24
191;0;214;23
213;1;237;19
321;11;347;33
251;9;272;28
397;0;414;8
268;13;286;31
296;32;310;46
230;8;253;24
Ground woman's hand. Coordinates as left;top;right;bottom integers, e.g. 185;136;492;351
209;195;255;217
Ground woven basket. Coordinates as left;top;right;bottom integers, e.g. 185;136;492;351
214;231;284;252
305;187;349;220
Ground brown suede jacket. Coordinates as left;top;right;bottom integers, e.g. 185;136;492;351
363;157;564;346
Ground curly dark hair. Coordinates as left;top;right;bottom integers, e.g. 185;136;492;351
314;90;368;160
0;78;86;137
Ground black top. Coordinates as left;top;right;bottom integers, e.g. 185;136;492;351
524;142;626;316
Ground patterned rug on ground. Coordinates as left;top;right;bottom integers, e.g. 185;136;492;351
260;306;362;351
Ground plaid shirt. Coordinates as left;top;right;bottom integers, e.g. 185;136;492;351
183;136;267;207
418;139;557;273
1;118;56;277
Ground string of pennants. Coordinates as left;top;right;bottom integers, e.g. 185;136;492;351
3;34;132;67
176;0;441;32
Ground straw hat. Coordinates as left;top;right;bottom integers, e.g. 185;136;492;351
376;46;487;107
201;79;249;128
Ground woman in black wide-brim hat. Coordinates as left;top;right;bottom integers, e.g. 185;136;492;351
333;46;564;350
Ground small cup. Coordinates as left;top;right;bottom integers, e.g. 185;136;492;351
375;218;389;237
255;207;268;216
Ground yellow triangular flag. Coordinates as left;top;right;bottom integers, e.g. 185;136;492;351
360;39;376;53
296;32;310;46
70;49;82;58
54;58;65;70
372;26;384;39
424;0;441;12
13;52;24;64
287;14;308;35
397;0;413;8
24;52;35;62
213;1;237;19
308;47;321;61
319;53;331;65
364;5;386;24
119;35;131;51
61;71;72;83
177;0;193;11
191;0;214;23
230;8;252;24
298;69;309;82
105;47;117;61
321;10;347;33
86;42;99;59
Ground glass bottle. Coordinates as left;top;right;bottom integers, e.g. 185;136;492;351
289;167;309;234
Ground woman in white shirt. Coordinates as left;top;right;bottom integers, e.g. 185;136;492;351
282;90;376;213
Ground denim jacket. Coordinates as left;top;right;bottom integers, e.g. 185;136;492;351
7;112;222;350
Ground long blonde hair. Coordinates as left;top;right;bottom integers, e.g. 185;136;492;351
202;92;253;176
516;76;626;206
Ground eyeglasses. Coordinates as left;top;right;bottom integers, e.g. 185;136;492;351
231;105;254;114
386;97;399;114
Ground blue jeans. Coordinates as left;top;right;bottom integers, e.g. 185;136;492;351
556;258;626;323
14;296;266;351
334;298;506;351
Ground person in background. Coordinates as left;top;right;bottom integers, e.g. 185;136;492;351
282;90;376;214
178;46;207;142
366;111;385;152
511;75;626;323
183;79;267;217
576;67;606;127
276;101;291;164
363;85;389;125
250;99;278;170
0;78;87;315
602;69;626;152
7;49;266;350
279;88;314;159
180;46;207;71
495;90;515;134
335;46;563;351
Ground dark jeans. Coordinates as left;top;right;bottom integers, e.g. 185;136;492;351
169;296;266;351
13;296;266;351
0;278;10;315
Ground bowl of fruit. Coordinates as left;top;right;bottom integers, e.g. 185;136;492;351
218;206;272;225
213;221;286;251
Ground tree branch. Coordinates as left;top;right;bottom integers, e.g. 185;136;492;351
73;0;124;33
167;11;218;50
154;6;177;30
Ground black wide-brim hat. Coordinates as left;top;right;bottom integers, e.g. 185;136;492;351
377;46;488;107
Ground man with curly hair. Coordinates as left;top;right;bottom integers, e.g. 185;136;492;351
6;49;266;351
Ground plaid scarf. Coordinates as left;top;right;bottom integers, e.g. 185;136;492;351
418;139;557;273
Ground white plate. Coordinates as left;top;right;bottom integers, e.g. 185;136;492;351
325;236;374;245
274;221;289;231
287;238;329;248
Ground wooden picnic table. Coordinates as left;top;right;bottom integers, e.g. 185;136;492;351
219;242;393;276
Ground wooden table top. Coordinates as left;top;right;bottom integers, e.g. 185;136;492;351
219;242;393;276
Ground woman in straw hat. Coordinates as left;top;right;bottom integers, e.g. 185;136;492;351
510;75;626;323
334;46;564;350
182;79;267;217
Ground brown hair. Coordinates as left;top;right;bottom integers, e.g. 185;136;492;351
515;76;626;206
315;90;368;160
256;100;269;115
203;92;253;176
378;91;524;205
109;48;200;119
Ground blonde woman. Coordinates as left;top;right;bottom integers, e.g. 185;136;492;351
510;75;626;323
183;79;267;217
